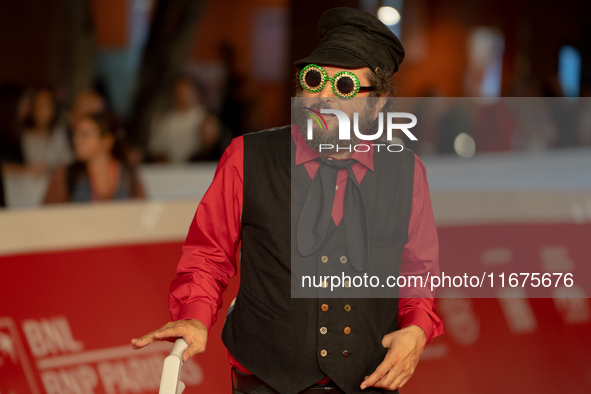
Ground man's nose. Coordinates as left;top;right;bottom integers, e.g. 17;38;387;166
318;81;336;102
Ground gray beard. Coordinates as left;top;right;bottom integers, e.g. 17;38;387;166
292;93;378;158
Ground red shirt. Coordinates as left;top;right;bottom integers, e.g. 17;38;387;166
169;126;444;377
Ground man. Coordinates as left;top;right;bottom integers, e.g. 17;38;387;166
132;7;443;394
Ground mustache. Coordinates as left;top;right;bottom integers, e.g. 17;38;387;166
308;102;335;112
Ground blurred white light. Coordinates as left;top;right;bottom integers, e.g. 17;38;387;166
378;6;401;26
454;133;476;158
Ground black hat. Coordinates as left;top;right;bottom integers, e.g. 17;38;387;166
294;7;405;75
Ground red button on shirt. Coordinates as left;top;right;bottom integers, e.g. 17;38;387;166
169;126;444;379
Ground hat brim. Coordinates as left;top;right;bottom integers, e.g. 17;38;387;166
294;48;369;70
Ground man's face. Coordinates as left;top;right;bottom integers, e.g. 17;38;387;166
296;65;379;155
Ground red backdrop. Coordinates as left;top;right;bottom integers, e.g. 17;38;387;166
1;223;590;393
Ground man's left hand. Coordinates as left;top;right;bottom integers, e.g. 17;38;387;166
360;325;426;391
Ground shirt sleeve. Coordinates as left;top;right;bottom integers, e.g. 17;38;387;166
397;153;444;346
168;136;244;330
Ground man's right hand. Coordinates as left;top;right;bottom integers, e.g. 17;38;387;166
131;319;208;362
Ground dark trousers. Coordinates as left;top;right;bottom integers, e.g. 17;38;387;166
231;368;399;394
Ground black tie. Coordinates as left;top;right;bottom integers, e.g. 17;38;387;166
297;158;369;272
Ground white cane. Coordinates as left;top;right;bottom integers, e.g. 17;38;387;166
159;338;189;394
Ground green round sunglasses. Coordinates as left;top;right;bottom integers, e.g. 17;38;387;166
299;63;376;99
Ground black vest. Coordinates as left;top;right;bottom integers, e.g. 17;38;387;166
222;126;415;394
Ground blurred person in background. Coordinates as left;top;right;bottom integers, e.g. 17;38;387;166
406;88;445;155
2;86;73;176
66;89;107;159
68;88;145;166
68;89;106;132
436;100;473;154
43;113;144;203
147;75;221;163
473;99;517;152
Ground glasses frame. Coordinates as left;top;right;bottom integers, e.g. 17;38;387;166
299;64;376;99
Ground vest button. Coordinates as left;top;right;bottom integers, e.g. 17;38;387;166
344;280;350;288
344;327;351;334
320;349;327;357
321;304;329;311
320;327;327;334
340;256;347;264
321;255;328;263
342;350;349;357
344;304;351;312
321;281;328;288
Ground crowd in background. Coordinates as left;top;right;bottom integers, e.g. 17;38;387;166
1;72;591;208
2;0;591;210
404;93;591;156
0;74;233;207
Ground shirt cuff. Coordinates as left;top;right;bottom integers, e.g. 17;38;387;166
177;302;214;331
399;309;435;347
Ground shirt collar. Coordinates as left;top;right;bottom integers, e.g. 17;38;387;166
291;125;374;171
